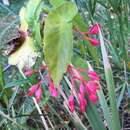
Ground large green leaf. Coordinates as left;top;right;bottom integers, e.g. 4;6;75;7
44;22;73;86
49;0;65;8
44;2;77;86
45;2;78;23
99;29;121;130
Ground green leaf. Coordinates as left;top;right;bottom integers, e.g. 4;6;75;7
73;13;88;31
99;29;121;130
44;2;77;86
45;2;78;23
0;60;9;106
4;79;29;89
49;0;65;8
71;55;88;69
85;97;106;130
106;42;122;68
117;83;126;109
25;0;41;26
0;62;4;90
97;86;113;130
44;22;73;86
19;7;28;31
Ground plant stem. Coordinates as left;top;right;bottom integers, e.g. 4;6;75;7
32;97;49;130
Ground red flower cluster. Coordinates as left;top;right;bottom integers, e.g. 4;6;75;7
27;80;43;103
25;66;58;103
25;64;100;113
76;23;101;46
67;64;100;113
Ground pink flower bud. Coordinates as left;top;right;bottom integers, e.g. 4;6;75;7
51;88;58;97
79;83;85;96
88;37;100;46
67;64;83;81
68;95;75;112
35;87;43;103
24;69;36;77
27;84;38;96
80;98;87;113
78;93;87;113
86;81;99;95
87;70;100;81
49;81;58;97
89;94;98;104
88;23;101;35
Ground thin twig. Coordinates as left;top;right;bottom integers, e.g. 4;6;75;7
33;97;49;130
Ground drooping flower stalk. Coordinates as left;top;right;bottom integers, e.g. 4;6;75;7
74;23;101;46
67;64;100;113
26;63;100;112
28;80;44;103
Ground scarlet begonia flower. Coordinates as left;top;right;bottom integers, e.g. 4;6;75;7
89;94;98;104
87;70;100;81
49;81;58;97
67;64;83;81
27;80;44;103
78;93;87;113
88;23;101;35
35;87;43;103
68;95;75;112
80;98;87;112
79;83;85;97
86;81;99;95
27;84;38;96
24;69;37;77
85;37;100;46
50;88;58;97
67;64;100;112
75;23;100;35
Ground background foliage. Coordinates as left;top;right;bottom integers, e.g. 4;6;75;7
0;0;130;130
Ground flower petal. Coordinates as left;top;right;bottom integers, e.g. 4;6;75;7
88;23;101;35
